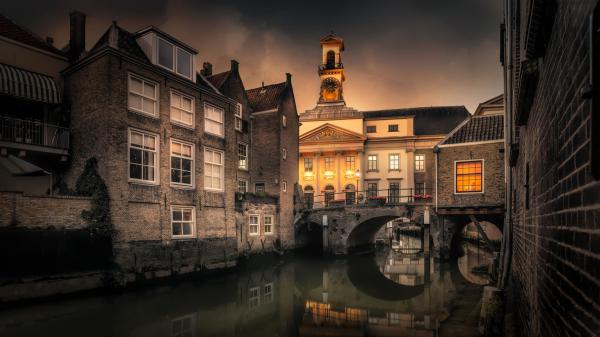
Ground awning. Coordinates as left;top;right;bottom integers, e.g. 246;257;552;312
0;63;60;104
0;155;50;176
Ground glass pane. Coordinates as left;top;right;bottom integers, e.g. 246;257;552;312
130;77;142;93
183;112;193;125
204;175;211;188
173;209;182;221
171;93;181;107
130;132;143;147
171;168;180;183
172;222;182;235
214;151;222;164
130;163;142;179
172;142;181;155
158;39;174;70
130;148;142;164
182;171;191;184
182;158;191;171
144;135;155;150
129;94;142;110
212;177;220;188
143;98;155;115
177;48;192;78
143;82;155;98
182;210;192;221
182;223;192;235
182;97;192;111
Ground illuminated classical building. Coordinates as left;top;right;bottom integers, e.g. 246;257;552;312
298;33;469;207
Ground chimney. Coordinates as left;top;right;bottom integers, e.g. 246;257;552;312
201;62;213;76
286;73;292;85
69;11;86;62
230;59;239;72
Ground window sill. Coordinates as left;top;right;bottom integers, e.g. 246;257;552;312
129;179;160;186
204;188;224;193
388;169;401;172
264;233;274;236
171;121;196;131
454;191;484;195
171;183;195;190
238;167;249;171
204;131;225;139
128;109;159;120
367;170;379;173
171;236;196;240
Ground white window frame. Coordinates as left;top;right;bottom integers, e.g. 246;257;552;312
204;103;225;138
282;147;287;160
235;102;243;132
204;147;224;191
454;159;485;195
170;90;195;128
389;153;400;171
170;206;195;239
249;286;260;307
249;214;260;236
238;179;248;193
415;154;425;171
282;180;287;193
170;139;195;188
171;314;195;337
238;143;249;170
128;74;159;118
263;283;274;303
263;215;274;235
255;182;265;193
367;154;378;171
128;128;159;185
282;115;287;127
156;37;193;80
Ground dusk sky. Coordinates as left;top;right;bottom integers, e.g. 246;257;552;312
4;0;504;113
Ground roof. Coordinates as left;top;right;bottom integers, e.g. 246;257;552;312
320;32;344;50
90;23;149;62
474;94;504;116
0;13;65;56
135;26;198;54
246;82;287;112
363;106;470;135
440;114;504;145
206;71;231;90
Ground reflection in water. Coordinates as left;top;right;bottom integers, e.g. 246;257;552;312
458;242;495;285
0;250;486;337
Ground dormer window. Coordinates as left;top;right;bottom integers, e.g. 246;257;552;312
157;37;193;80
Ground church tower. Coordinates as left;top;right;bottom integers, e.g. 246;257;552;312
318;33;346;105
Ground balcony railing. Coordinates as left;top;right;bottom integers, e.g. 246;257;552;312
0;116;69;150
318;62;344;71
304;188;433;209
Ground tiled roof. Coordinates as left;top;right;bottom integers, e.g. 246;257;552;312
441;114;504;145
0;13;65;56
89;23;149;62
246;82;287;112
206;71;230;90
363;106;470;135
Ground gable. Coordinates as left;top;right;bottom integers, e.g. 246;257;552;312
300;123;366;144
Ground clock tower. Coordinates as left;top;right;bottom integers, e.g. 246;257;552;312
318;33;345;105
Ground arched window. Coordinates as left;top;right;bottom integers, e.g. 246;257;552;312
304;185;314;209
345;184;356;205
324;185;335;206
326;50;335;68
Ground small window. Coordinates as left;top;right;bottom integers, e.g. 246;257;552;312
238;179;247;193
204;148;224;191
282;148;287;160
170;91;194;126
171;315;195;337
235;103;243;131
204;103;224;137
264;283;274;303
129;129;158;183
249;215;259;236
367;155;378;171
389;153;400;171
366;125;376;133
304;158;313;172
255;182;265;193
282;115;287;127
415;154;425;171
367;182;378;197
415;182;425;195
264;215;274;235
455;160;483;193
388;124;399;132
238;143;248;169
171;206;195;238
128;75;158;117
249;286;260;307
282;180;287;192
170;140;194;187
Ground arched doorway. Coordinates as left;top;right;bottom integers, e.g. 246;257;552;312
324;185;335;207
304;185;314;209
345;184;356;205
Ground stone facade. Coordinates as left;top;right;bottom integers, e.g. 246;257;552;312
503;1;600;336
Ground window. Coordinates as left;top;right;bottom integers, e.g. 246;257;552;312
282;180;287;192
304;158;313;172
249;287;260;307
324;157;334;170
388;124;398;132
129;129;158;183
345;156;355;170
171;315;194;337
455;160;483;193
171;206;195;238
157;38;193;79
282;148;287;160
170;91;194;126
264;283;274;303
255;182;265;193
415;154;425;171
367;182;378;197
366;125;376;133
170;140;194;187
238;143;248;169
326;50;335;68
282;115;287;127
238;179;247;193
128;75;158;117
389;153;399;171
264;215;274;235
204;103;224;137
415;182;425;195
234;103;243;131
204;148;224;191
389;183;400;203
249;215;259;236
367;155;378;171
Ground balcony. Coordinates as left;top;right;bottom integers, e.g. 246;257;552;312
0;116;69;153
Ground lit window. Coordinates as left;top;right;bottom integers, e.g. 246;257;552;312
204;148;224;191
304;158;313;172
366;125;376;133
204;103;224;137
324;157;334;170
249;215;259;236
171;206;194;238
264;215;274;234
367;182;378;197
367;155;378;171
282;148;287;160
456;160;483;193
388;124;398;132
264;283;273;303
170;140;194;186
128;75;158;117
249;286;260;307
235;103;243;131
238;179;248;193
415;154;425;171
282;115;287;127
345;156;355;170
170;91;194;126
282;180;287;192
255;182;265;193
238;143;248;169
129;129;158;183
389;153;399;171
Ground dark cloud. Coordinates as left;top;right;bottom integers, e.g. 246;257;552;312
2;0;503;112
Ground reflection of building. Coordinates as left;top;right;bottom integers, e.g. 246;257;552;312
382;252;434;287
299;33;469;207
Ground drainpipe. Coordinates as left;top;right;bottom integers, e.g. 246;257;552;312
433;146;439;213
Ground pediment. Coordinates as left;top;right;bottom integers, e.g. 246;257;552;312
300;123;366;144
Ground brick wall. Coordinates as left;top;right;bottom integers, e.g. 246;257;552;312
237;195;279;253
506;1;600;336
0;191;91;229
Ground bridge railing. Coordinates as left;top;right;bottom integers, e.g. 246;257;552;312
304;188;433;209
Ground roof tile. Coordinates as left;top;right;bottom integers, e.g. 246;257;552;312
441;114;504;145
246;82;287;112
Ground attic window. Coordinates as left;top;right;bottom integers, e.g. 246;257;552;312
157;37;193;80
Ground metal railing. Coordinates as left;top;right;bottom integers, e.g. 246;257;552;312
318;62;344;71
0;115;69;150
304;188;433;209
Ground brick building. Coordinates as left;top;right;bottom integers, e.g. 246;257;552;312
502;1;600;336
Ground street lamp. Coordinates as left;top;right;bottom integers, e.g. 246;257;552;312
355;169;361;204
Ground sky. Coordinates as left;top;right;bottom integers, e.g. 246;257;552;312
3;0;504;113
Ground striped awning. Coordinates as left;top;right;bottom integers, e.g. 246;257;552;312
0;63;60;104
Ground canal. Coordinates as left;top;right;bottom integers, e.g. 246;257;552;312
0;236;494;337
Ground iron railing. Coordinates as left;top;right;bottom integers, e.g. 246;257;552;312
304;188;433;209
0;115;69;150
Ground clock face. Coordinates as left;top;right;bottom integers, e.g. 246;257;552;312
322;77;340;92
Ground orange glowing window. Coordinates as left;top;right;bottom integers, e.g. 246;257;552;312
455;161;483;193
